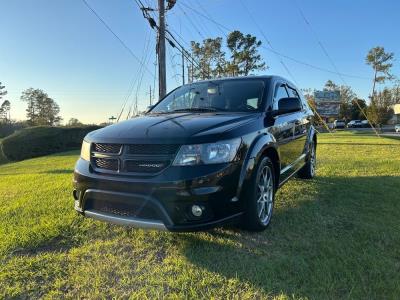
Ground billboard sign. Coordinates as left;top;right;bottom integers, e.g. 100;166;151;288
314;90;341;117
394;104;400;115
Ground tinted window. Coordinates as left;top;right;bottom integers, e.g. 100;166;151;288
287;86;300;99
151;80;266;113
274;84;288;100
273;84;289;109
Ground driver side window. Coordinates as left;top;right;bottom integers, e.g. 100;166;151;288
273;84;289;110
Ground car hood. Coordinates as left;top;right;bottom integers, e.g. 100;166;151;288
87;112;261;144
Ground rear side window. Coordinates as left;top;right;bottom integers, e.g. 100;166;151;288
287;86;308;110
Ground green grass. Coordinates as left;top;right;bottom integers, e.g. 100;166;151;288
1;132;399;299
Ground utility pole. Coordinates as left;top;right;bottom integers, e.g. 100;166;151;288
181;50;185;85
191;61;194;83
149;85;152;106
158;0;167;99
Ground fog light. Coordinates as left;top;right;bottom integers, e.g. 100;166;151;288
191;205;203;217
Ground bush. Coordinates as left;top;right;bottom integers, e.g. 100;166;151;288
0;121;28;138
1;125;101;161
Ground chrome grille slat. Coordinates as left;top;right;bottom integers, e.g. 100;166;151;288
94;158;119;171
93;143;122;154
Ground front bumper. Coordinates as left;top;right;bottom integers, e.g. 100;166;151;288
73;159;245;231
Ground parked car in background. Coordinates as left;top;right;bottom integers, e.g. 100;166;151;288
333;120;346;129
73;76;317;232
347;120;362;128
361;120;370;128
395;124;400;133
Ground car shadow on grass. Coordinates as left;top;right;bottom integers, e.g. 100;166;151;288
180;176;400;298
319;142;400;146
41;169;73;174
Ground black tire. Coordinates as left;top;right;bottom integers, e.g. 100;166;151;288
241;156;276;232
298;140;316;179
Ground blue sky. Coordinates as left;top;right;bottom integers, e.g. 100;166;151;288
1;0;399;124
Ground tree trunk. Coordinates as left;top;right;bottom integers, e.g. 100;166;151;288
371;69;377;103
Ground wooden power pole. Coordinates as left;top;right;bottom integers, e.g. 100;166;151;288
181;50;185;85
158;0;167;99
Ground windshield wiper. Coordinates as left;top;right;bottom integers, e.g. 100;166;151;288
171;107;222;113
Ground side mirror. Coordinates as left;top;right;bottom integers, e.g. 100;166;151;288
273;97;302;116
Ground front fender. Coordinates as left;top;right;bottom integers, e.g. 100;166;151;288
235;133;278;201
305;125;317;155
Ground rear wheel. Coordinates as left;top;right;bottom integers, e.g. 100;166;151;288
241;156;275;231
298;140;316;179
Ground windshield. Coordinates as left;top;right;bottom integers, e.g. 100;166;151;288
150;79;266;114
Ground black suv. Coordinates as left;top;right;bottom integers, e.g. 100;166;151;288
73;76;317;232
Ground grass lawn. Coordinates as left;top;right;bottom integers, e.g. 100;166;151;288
0;131;399;299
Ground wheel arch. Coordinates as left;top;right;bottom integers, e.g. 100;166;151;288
306;125;318;153
236;134;280;201
262;147;280;190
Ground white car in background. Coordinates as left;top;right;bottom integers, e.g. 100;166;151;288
395;124;400;133
333;120;346;129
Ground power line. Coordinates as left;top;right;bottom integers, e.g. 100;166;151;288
168;47;181;85
117;72;140;122
177;5;206;40
126;33;153;119
194;1;227;36
182;3;213;38
238;0;299;85
238;0;331;133
291;0;380;136
117;29;152;121
126;32;150;119
291;0;347;85
179;1;231;32
81;0;155;77
182;0;371;81
133;0;209;80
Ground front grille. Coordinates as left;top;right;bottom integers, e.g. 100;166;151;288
94;158;119;171
86;198;160;220
93;143;122;154
128;144;180;155
126;160;170;173
91;143;180;174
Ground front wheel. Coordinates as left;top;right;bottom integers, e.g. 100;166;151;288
241;156;275;231
298;141;316;179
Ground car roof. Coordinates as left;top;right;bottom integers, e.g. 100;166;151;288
191;75;298;90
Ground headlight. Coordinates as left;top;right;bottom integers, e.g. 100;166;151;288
173;138;241;166
80;140;91;161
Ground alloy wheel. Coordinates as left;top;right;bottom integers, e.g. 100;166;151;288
257;165;274;225
310;143;316;177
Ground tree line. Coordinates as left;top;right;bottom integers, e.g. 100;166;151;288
189;30;266;80
0;84;67;138
0;83;11;123
0;84;63;127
